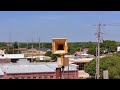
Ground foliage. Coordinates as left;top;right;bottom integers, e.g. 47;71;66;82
34;60;50;62
100;40;118;53
84;54;120;79
45;51;60;60
45;51;52;56
0;40;119;55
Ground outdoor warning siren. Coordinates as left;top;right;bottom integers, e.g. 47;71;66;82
52;38;68;54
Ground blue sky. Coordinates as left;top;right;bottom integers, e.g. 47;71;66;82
0;11;120;42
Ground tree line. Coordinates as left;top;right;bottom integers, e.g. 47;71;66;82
0;40;119;55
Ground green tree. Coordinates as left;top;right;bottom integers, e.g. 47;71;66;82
14;42;18;49
101;40;117;53
84;54;120;79
45;51;52;56
88;47;96;56
45;51;60;61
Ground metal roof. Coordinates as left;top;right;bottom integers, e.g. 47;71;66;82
0;68;4;75
3;65;54;74
0;62;77;74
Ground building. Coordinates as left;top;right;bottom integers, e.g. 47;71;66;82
68;55;94;79
0;54;32;63
74;51;94;58
0;68;4;79
35;56;51;60
0;50;5;55
15;48;27;53
39;48;51;52
117;46;120;52
27;56;51;61
0;60;78;79
82;48;89;54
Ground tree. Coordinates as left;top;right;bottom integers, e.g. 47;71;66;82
13;42;20;54
14;42;18;49
45;51;52;56
45;51;60;61
101;40;118;53
88;47;96;56
84;54;120;79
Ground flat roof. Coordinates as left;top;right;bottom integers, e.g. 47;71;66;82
69;58;93;63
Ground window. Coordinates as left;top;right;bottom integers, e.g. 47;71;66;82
33;77;36;79
50;76;53;79
21;77;24;79
9;78;13;79
44;76;47;79
15;77;19;79
27;77;30;79
79;63;85;70
39;77;42;79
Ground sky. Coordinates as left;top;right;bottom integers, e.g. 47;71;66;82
0;11;120;42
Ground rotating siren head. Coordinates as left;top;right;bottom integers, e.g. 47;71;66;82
52;38;68;54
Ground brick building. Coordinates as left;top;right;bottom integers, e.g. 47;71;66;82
0;61;78;79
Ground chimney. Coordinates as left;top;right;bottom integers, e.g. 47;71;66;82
56;67;61;79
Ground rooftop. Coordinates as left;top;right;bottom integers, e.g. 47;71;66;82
0;61;78;74
0;68;4;75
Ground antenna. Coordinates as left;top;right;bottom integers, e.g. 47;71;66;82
39;36;41;56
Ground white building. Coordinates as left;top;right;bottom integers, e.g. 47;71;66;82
0;54;24;59
0;50;5;55
27;56;51;60
117;46;120;52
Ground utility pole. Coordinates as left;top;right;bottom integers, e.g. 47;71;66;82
18;41;20;54
32;39;34;62
27;40;28;57
13;42;14;54
67;58;69;79
95;22;120;79
95;47;98;79
96;19;101;79
80;47;82;58
8;31;11;53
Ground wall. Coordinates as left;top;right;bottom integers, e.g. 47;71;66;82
3;70;78;79
0;59;11;63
